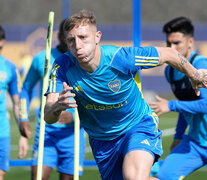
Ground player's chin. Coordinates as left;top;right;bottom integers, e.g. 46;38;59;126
78;56;89;63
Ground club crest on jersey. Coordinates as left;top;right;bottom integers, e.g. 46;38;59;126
108;79;121;93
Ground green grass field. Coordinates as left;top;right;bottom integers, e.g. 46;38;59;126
5;111;207;180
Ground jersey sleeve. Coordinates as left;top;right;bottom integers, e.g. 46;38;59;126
111;46;159;76
8;62;19;96
174;113;188;140
168;94;207;114
20;56;41;122
45;55;69;95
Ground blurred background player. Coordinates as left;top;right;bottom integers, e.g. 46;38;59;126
19;51;40;118
19;20;85;180
0;25;20;180
149;17;207;179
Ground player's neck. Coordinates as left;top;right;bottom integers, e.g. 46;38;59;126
186;50;192;61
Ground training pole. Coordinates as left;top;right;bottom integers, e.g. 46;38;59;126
36;11;54;180
74;108;80;180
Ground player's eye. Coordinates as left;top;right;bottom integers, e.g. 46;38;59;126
166;42;171;47
66;38;75;45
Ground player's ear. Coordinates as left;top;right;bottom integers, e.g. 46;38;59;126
95;31;102;44
188;37;194;49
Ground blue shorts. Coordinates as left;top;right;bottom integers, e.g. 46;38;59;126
32;124;85;175
89;113;163;180
0;137;10;171
156;135;207;180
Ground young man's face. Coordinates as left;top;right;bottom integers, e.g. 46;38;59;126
166;32;193;58
66;23;101;64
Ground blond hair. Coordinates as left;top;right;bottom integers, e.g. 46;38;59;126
64;10;97;34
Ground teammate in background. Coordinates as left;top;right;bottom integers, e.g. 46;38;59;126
44;10;207;180
19;20;85;180
149;17;207;179
19;53;40;118
0;25;20;180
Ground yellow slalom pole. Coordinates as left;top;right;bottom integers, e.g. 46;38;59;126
36;11;54;180
74;108;80;180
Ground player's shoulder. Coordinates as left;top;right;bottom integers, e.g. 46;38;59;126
100;45;121;57
193;52;207;68
33;50;46;63
54;50;74;68
194;53;207;62
101;45;120;51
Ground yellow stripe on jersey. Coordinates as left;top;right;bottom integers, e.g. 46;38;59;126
151;112;159;133
135;63;158;66
133;72;144;98
178;176;185;180
16;69;21;93
50;64;60;92
135;56;159;60
135;60;158;63
135;56;159;67
20;98;28;119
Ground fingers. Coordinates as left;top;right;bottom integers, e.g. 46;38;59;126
63;82;68;89
59;82;76;99
60;86;74;96
191;82;200;96
155;95;162;101
57;82;77;109
18;136;29;159
19;147;27;159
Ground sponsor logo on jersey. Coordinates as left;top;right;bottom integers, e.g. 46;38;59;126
85;100;127;111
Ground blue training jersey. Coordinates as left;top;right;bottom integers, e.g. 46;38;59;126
46;45;159;140
20;47;75;128
165;51;207;147
0;55;19;137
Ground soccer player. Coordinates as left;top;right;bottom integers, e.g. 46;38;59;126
0;25;20;180
149;17;207;179
44;10;207;180
19;20;85;180
151;17;207;180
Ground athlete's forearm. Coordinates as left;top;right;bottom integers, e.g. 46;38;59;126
11;94;20;125
44;101;62;124
174;113;188;139
156;47;198;79
156;47;207;94
169;98;207;114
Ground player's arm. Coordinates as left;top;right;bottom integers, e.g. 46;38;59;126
19;59;40;138
57;110;74;124
44;82;77;124
10;94;20;125
8;63;20;126
155;47;207;95
170;113;188;151
168;92;207;114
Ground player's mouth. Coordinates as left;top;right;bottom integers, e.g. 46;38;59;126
76;53;86;59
